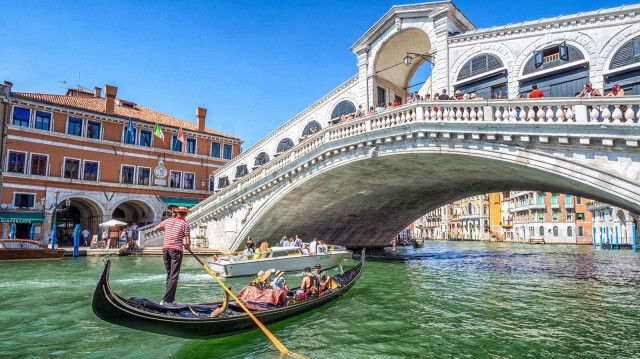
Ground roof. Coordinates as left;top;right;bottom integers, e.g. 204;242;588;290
11;91;241;140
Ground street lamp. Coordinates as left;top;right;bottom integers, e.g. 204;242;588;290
49;190;70;230
403;52;434;67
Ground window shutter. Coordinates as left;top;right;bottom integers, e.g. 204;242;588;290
487;55;503;71
610;41;633;69
470;55;488;77
534;51;543;68
559;42;568;61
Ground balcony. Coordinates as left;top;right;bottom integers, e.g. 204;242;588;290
586;201;610;211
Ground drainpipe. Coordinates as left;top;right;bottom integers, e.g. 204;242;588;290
0;96;8;203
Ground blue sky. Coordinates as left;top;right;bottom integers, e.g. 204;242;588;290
0;0;626;148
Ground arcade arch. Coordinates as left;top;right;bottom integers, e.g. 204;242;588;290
302;121;322;136
276;138;294;153
111;199;154;227
330;101;355;123
56;197;103;245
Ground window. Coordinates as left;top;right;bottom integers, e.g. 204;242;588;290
610;35;640;70
538;212;544;220
84;161;99;181
567;226;573;236
34;111;51;130
138;167;150;185
578;226;584;236
552;212;558;221
124;127;137;145
68;117;83;136
577;212;585;220
551;194;557;205
302;121;322;136
12;107;30;127
184;172;194;189
7;151;25;173
539;226;544;236
218;176;229;189
171;135;182;152
576;197;582;205
140;130;152;147
565;195;571;205
255;152;270;166
491;84;507;99
553;226;559;236
209;175;215;191
538;194;543;205
14;193;35;208
236;165;248;178
30;154;47;175
276;139;293;153
121;165;135;184
330;100;356;121
170;171;181;188
394;95;402;104
457;54;504;81
377;87;386;105
223;144;233;159
86;121;101;139
567;211;572;221
186;138;197;154
211;142;221;157
64;159;80;179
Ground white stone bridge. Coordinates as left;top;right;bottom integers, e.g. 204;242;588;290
187;97;640;252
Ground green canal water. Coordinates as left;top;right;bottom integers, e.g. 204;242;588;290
1;241;640;358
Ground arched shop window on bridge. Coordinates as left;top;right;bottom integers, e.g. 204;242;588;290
235;164;248;178
520;43;587;98
605;35;640;95
254;152;270;167
302;120;322;136
455;54;507;99
330;100;355;124
276;138;294;153
218;176;230;189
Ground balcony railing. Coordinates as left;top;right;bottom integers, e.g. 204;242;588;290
189;96;640;221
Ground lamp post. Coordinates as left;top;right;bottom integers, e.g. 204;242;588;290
48;190;70;232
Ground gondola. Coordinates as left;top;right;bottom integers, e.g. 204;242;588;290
413;239;424;248
92;250;364;339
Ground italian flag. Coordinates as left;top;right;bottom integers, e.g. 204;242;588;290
153;122;164;144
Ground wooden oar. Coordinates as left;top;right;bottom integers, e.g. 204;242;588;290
187;248;308;359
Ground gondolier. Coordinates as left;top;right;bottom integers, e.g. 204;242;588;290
153;206;191;306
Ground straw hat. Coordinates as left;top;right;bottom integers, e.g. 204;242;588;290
275;270;285;278
173;206;189;213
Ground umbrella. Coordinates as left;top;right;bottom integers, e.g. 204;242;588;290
29;224;35;240
9;224;15;239
99;219;127;228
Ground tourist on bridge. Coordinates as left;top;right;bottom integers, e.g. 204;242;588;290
528;84;544;98
606;84;624;97
356;105;364;117
439;89;449;100
577;82;601;97
153;206;191;306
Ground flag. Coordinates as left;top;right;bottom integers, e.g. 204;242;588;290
177;127;186;154
128;118;135;144
153;122;165;144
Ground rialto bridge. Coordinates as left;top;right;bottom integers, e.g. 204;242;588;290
139;1;640;251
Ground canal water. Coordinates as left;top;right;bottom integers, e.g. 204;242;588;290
1;241;639;358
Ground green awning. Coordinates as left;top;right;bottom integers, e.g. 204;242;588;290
0;212;44;224
160;197;200;207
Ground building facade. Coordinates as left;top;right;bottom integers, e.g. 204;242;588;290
0;82;241;244
587;202;638;248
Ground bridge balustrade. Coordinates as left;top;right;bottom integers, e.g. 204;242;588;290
189;96;640;222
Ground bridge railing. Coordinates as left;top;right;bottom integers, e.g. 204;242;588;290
188;96;640;220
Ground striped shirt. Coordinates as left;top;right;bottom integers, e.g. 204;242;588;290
160;217;190;251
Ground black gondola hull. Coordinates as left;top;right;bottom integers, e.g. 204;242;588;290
92;253;363;339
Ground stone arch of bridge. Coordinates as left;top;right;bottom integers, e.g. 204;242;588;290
233;145;640;251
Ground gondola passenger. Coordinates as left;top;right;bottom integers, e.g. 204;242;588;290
271;270;289;291
294;267;317;298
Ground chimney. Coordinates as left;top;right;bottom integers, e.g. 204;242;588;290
3;81;13;96
196;107;207;132
104;85;117;114
94;87;102;98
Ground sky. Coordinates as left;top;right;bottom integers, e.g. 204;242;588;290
0;0;627;148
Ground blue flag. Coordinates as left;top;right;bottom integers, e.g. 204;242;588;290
128;118;135;144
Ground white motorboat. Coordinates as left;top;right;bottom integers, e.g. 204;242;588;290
207;244;351;277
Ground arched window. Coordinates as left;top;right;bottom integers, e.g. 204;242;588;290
113;208;126;218
553;226;559;236
330;100;356;121
302;121;322;136
610;35;640;70
567;226;573;236
254;152;270;166
218;176;229;189
235;164;248;178
539;226;544;236
457;54;504;81
276;138;294;153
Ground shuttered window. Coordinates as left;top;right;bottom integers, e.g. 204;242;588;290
457;54;504;81
610;36;640;70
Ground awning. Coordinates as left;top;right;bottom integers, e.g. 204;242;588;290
160;197;200;207
0;212;44;224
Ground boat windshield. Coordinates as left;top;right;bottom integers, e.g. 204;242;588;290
0;241;42;249
270;248;301;258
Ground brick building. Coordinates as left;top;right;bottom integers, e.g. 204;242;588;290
0;81;241;244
